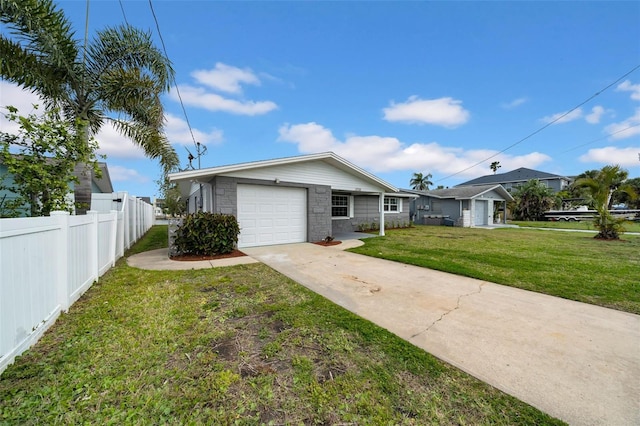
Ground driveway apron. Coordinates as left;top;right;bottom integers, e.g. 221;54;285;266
243;242;640;426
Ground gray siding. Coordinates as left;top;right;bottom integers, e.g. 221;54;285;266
332;196;410;234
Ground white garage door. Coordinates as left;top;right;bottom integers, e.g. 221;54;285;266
237;184;307;248
474;200;488;226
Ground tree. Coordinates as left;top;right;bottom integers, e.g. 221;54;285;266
574;165;637;240
410;172;433;191
0;105;98;217
510;179;558;221
616;177;640;209
1;0;179;214
156;176;185;217
490;161;501;174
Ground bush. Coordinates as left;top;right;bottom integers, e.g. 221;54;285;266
174;212;240;255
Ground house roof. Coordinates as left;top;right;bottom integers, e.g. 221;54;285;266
168;152;399;194
457;167;570;186
405;184;514;201
92;162;114;193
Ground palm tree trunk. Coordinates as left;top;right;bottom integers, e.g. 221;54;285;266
73;117;92;215
73;162;92;215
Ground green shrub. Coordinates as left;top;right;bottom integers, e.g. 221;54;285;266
174;212;240;255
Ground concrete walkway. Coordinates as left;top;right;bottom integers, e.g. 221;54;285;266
241;242;640;426
127;248;259;270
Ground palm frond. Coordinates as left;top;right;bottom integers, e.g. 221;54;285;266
109;118;179;171
0;0;78;85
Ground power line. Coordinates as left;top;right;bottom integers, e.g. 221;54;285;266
560;123;640;154
436;63;640;182
147;0;201;159
118;0;129;25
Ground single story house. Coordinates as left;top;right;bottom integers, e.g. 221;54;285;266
168;152;415;248
0;161;113;217
457;167;572;193
405;184;513;227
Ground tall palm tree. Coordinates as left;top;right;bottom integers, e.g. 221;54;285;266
575;165;636;239
409;172;433;191
1;0;178;213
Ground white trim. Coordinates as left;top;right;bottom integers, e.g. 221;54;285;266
169;152;398;193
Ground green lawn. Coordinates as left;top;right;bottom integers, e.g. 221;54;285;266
0;226;563;425
509;219;640;233
350;226;640;314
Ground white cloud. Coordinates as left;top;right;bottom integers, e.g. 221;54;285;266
0;81;44;134
172;84;277;116
541;108;583;124
616;80;640;101
501;97;528;109
278;122;551;177
107;165;151;183
585;106;605;124
383;96;470;127
94;123;147;160
605;108;640;140
579;146;640;167
165;113;223;146
191;63;260;94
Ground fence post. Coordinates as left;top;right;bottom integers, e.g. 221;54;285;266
109;210;118;267
87;211;99;282
50;211;70;312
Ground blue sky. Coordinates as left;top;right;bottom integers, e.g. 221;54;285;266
1;1;639;198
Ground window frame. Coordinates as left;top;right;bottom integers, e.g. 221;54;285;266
383;197;402;213
331;194;350;218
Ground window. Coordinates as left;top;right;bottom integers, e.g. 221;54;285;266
384;197;400;212
332;195;349;217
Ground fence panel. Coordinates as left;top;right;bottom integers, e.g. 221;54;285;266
67;214;97;305
1;193;155;374
0;217;64;373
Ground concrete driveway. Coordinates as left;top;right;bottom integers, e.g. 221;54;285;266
243;242;640;426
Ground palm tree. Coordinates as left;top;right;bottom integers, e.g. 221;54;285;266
410;172;433;191
510;179;558;221
574;165;636;239
1;0;178;213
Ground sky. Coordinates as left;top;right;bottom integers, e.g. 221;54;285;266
1;0;639;199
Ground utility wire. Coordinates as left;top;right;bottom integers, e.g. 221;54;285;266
147;0;199;153
118;0;129;25
560;123;640;154
436;63;640;182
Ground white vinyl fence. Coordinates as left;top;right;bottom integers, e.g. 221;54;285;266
0;193;154;374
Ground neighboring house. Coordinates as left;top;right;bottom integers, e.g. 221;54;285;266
405;184;514;227
0;161;113;216
168;152;415;248
457;167;572;193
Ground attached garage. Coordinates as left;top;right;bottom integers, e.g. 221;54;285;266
237;184;307;248
169;152;400;248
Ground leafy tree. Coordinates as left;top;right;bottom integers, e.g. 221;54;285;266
510;179;558;221
490;161;501;174
574;165;637;240
0;105;98;217
613;177;640;209
157;176;185;217
410;172;433;191
1;0;178;214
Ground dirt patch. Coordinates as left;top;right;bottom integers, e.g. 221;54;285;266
170;249;246;261
313;240;342;246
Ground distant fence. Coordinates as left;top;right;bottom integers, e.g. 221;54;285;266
0;193;154;374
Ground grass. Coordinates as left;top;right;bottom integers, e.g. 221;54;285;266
509;219;640;233
350;226;640;314
0;226;564;425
